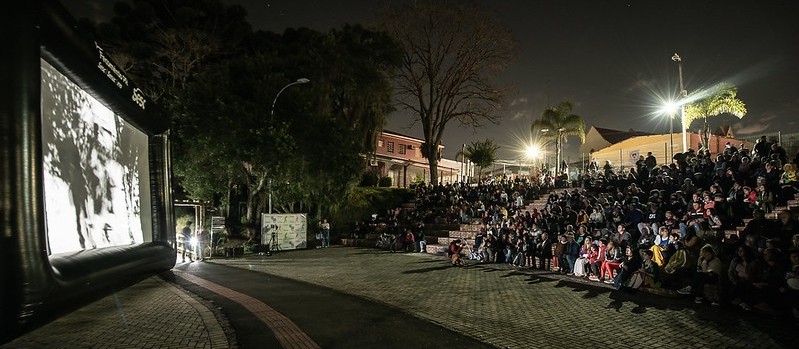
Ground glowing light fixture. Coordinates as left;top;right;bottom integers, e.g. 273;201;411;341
525;145;540;159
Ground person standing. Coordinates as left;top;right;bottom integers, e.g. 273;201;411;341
197;228;207;261
319;218;331;248
563;233;580;275
537;232;553;271
753;135;770;159
416;223;427;253
181;222;193;263
645;151;657;172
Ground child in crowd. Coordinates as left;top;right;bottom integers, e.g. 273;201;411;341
449;239;465;266
573;236;593;277
553;235;565;272
600;241;622;284
678;245;722;306
588;239;606;281
622;249;661;290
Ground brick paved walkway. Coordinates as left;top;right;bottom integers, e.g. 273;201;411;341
175;271;320;349
1;276;230;349
211;247;793;349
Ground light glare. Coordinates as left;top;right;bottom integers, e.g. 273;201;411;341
661;101;679;115
525;145;540;159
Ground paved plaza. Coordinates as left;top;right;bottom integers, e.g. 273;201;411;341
2;247;795;349
212;247;793;349
2;277;231;349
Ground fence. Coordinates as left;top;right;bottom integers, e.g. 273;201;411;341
738;131;799;158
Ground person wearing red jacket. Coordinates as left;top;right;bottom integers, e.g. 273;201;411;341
449;239;465;266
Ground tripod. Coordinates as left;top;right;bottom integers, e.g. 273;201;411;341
267;232;280;255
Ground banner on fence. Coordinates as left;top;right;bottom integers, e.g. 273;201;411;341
628;150;640;165
261;213;308;250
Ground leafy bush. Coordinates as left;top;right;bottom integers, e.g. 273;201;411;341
330;187;414;234
360;172;379;187
378;176;392;187
175;214;194;235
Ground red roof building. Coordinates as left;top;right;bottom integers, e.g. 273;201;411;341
370;131;462;187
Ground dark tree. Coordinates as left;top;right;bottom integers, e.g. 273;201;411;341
380;1;516;185
463;139;501;180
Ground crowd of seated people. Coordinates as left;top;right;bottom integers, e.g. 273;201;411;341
355;137;799;317
415;138;799;316
351;175;549;253
511;139;799;317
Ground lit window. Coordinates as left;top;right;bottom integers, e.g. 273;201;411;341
387;141;394;153
398;144;406;154
378;139;384;147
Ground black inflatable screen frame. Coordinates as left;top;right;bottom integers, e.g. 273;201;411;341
1;0;176;341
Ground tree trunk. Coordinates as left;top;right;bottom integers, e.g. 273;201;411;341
428;155;438;185
703;117;711;154
555;136;561;176
245;174;267;227
245;190;258;225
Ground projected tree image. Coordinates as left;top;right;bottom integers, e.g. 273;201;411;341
40;60;151;254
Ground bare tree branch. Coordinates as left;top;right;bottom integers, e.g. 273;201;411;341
380;1;516;183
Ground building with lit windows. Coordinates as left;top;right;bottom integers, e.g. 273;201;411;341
369;131;464;187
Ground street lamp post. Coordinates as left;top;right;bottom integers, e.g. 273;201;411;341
662;101;679;163
672;53;688;152
271;78;310;120
525;144;540;177
669;111;674;161
539;128;551;175
268;78;310;214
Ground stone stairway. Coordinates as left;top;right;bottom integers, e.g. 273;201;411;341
340;222;458;248
344;191;798;256
722;194;799;239
424;195;551;255
424;224;483;254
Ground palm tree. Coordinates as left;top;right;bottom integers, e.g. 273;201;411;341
684;83;746;153
531;101;586;176
460;139;500;181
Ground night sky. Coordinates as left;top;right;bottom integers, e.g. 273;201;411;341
63;0;799;161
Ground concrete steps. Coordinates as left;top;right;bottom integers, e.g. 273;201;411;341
425;197;551;258
447;230;480;239
344;229;450;248
436;236;476;246
426;244;449;254
726;192;799;238
350;194;554;259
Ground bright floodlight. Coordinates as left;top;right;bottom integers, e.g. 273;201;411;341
661;101;679;115
525;145;540;159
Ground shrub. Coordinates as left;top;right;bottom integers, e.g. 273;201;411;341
360;172;379;187
329;187;414;236
378;176;392;187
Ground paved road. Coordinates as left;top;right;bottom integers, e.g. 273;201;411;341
209;247;794;349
